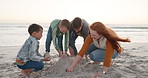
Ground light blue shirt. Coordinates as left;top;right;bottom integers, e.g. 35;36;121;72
16;36;44;63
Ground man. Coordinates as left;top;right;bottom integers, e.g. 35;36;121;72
45;19;70;58
69;17;89;56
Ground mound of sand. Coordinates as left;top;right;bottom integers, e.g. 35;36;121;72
10;57;121;78
18;57;121;78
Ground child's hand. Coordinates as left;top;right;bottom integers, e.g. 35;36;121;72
43;57;51;61
44;52;51;58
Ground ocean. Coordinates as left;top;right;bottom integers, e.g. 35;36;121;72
0;23;148;46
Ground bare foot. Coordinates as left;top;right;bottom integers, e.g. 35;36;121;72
92;62;101;64
21;70;30;77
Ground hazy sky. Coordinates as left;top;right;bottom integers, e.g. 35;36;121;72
0;0;148;24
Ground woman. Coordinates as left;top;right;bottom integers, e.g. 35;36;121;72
66;22;130;77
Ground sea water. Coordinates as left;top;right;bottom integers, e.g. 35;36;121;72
0;23;148;46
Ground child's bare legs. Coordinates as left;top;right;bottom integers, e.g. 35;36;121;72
21;69;32;76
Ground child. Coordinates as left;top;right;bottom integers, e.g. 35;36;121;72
16;24;50;76
45;19;70;58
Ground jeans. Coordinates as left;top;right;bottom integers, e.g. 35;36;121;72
86;43;119;62
17;60;44;71
45;27;63;52
69;32;78;56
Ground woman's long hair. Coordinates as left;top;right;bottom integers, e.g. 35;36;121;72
90;22;130;53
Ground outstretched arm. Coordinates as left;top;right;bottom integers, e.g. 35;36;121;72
66;55;82;72
52;28;63;57
67;35;93;72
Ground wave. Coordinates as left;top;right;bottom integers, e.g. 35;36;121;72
111;27;148;29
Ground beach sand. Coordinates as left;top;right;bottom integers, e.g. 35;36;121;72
0;43;148;78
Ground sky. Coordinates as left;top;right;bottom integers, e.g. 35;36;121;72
0;0;148;24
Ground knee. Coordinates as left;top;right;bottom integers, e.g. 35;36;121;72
39;63;44;69
89;52;96;61
35;63;44;71
89;52;104;62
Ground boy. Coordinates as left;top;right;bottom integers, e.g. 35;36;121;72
69;17;89;56
16;24;50;76
45;19;70;58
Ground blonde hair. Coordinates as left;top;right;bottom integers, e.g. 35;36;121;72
90;22;130;53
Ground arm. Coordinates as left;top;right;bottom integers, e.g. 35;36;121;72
67;35;93;72
64;31;69;52
29;41;44;62
82;19;89;40
57;50;63;58
92;40;119;77
103;40;114;67
93;40;114;77
46;19;61;52
37;51;43;57
52;28;63;55
66;55;82;72
77;34;93;57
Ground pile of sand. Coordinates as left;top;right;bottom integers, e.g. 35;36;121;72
11;56;121;78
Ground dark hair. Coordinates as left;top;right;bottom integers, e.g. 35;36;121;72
60;19;70;29
28;24;43;35
72;17;82;29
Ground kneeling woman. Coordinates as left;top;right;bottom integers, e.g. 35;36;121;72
66;22;130;77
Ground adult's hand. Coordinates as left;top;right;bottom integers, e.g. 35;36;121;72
66;55;82;72
92;72;103;78
66;65;74;72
